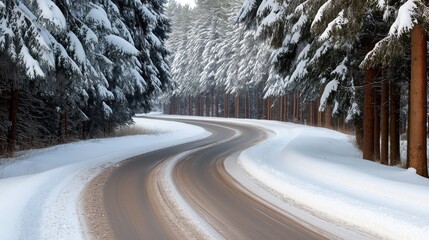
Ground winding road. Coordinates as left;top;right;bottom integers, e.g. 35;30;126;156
100;118;328;239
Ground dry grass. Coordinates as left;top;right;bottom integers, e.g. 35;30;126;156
113;125;166;137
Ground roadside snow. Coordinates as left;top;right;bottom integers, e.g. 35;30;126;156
0;117;209;240
236;120;429;240
2;113;428;240
159;115;429;240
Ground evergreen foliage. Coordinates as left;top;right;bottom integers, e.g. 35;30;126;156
0;0;171;154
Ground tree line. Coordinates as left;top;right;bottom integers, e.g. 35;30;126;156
0;0;171;156
164;0;428;177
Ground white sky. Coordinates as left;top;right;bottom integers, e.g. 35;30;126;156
176;0;196;7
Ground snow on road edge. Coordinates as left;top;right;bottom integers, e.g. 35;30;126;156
158;115;429;240
0;117;210;240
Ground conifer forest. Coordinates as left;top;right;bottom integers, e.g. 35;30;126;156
0;0;171;154
0;0;428;178
164;0;429;178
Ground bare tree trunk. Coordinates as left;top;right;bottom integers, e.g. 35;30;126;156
380;78;389;165
205;95;210;117
324;105;332;128
215;94;218;117
292;93;297;122
279;96;283;121
64;109;68;140
235;95;239;118
188;96;192;115
390;82;400;166
408;24;428;177
7;88;18;155
374;85;381;161
363;67;376;160
244;93;248;119
224;94;227;117
317;98;323;127
283;96;287;121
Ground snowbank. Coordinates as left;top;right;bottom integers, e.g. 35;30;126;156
0;116;209;240
238;120;429;239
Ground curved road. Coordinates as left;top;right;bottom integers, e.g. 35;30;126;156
102;118;327;239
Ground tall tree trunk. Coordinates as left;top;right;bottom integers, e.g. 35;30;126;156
325;105;332;128
64;109;68;140
279;96;283;121
215;94;218;117
390;82;400;166
224;94;227;117
363;67;376;160
244;93;248;119
205;95;210;117
235;95;239;118
200;96;203;116
374;85;381;161
284;95;288;121
7;88;18;155
408;24;428;177
188;96;192;115
380;78;389;165
317;98;323;127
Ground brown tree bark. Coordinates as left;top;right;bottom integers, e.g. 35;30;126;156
244;93;248;119
235;95;239;118
284;95;288;121
363;67;376;160
374;85;381;161
188;96;192;115
64;109;68;140
390;82;400;166
215;94;218;117
317;99;323;127
408;24;428;177
380;79;389;165
205;95;210;117
324;105;332;129
7;88;18;155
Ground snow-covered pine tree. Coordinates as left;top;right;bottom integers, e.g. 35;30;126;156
0;0;62;153
361;0;429;177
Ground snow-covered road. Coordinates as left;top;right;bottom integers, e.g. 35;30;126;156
0;114;428;239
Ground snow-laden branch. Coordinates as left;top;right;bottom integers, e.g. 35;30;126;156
389;0;418;37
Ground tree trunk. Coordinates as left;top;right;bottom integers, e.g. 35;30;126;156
374;85;381;161
215;94;218;117
224;94;227;117
64;109;68;140
363;67;376;160
7;88;18;155
235;95;239;118
279;96;283;121
408;24;428;177
325;105;332;129
205;95;210;117
390;82;400;166
244;93;248;119
380;78;389;165
188;96;192;115
284;95;288;121
317;98;323;127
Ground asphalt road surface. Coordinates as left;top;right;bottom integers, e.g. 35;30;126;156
102;118;328;239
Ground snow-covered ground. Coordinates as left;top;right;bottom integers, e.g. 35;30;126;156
1;114;428;240
159;115;429;240
0;117;209;240
236;120;429;240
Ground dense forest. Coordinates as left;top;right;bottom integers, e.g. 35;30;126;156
0;0;171;155
164;0;428;177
